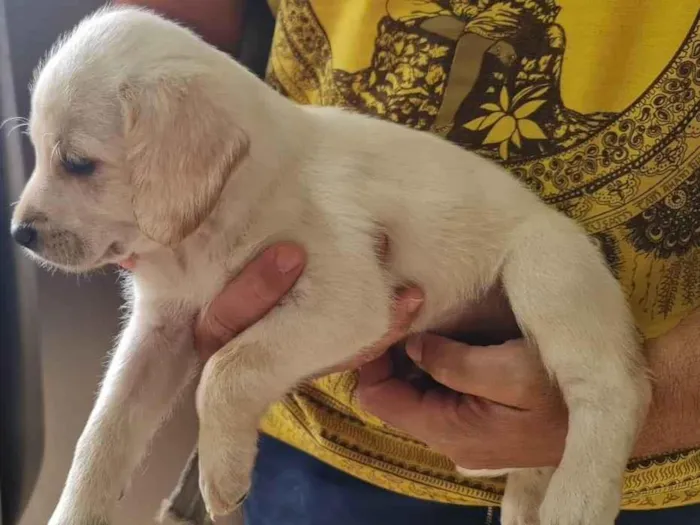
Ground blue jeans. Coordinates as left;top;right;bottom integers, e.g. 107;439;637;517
244;435;700;525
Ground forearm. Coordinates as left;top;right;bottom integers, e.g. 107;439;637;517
114;0;245;53
634;308;700;458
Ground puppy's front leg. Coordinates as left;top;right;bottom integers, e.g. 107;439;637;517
49;300;199;525
196;270;392;518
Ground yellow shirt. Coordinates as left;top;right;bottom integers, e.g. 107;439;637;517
260;0;700;510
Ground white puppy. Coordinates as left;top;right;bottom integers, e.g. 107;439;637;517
12;7;650;525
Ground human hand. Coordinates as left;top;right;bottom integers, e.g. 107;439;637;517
355;290;570;471
357;337;569;470
194;239;424;367
356;288;700;469
194;243;307;360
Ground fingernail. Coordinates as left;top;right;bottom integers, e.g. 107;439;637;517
406;335;423;363
275;245;304;274
406;297;423;314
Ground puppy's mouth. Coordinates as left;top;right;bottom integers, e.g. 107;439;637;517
117;255;136;270
103;241;136;270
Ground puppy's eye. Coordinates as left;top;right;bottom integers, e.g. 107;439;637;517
61;155;96;176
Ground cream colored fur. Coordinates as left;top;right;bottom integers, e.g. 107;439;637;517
12;7;651;525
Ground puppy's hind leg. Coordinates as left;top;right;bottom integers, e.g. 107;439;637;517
501;214;650;525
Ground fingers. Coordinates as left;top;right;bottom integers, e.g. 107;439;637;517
405;334;553;409
356;339;568;468
383;287;425;346
194;243;306;360
356;360;467;441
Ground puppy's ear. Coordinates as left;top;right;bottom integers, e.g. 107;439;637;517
120;76;248;246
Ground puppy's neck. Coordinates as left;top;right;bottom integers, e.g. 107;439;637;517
205;64;314;237
217;56;314;168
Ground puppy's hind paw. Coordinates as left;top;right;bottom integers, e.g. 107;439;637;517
500;500;541;525
539;479;619;525
539;506;615;525
500;502;540;525
500;467;552;525
500;517;539;525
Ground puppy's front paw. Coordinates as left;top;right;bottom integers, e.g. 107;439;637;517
48;512;109;525
198;461;250;518
198;425;256;518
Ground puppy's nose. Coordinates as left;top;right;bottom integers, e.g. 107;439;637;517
11;223;38;250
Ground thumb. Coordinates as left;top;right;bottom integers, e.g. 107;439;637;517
195;243;305;359
406;333;549;409
323;287;424;374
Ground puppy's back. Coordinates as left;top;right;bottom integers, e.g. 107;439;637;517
299;106;556;323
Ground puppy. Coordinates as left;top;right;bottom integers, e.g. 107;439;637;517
11;7;650;525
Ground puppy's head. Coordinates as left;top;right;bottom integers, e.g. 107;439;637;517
11;7;248;273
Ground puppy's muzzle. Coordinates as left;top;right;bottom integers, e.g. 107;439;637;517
11;220;88;267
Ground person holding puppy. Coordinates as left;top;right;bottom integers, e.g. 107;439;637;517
119;0;700;523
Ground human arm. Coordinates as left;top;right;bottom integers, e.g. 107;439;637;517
114;0;245;53
635;310;700;458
